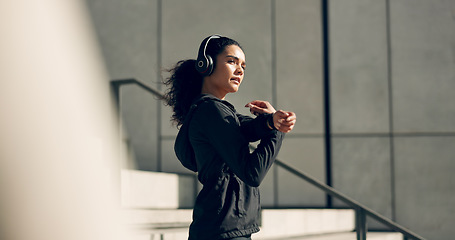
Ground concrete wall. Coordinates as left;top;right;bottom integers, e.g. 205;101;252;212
86;0;161;171
390;2;455;239
329;0;455;238
86;0;455;239
329;0;393;229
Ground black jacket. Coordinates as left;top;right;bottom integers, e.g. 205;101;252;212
175;94;284;240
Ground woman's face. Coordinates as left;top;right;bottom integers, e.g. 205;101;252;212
202;45;246;99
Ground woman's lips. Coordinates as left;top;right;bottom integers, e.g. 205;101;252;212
231;77;241;85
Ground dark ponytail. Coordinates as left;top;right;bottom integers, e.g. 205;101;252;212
163;59;203;127
163;36;243;127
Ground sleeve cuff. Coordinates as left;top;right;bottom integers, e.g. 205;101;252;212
267;113;276;130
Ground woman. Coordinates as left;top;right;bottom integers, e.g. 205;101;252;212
163;35;296;240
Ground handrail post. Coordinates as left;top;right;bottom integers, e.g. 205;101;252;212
355;208;367;240
111;81;121;109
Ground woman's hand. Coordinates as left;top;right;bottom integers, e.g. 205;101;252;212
245;100;276;115
272;110;296;133
246;100;296;133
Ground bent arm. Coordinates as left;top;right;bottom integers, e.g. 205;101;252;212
236;113;275;142
193;101;284;187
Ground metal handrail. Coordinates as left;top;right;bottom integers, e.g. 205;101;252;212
111;78;426;240
274;160;425;240
111;78;165;108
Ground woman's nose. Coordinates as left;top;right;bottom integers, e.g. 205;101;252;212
235;65;244;75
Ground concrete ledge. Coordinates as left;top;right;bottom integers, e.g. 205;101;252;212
254;209;355;239
257;232;402;240
128;230;189;240
122;209;192;240
122;209;193;225
121;169;196;208
121;208;402;240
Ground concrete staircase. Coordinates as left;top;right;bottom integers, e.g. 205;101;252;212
121;169;402;240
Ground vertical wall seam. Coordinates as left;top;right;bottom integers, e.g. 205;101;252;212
157;0;163;172
271;0;279;207
385;0;396;221
321;0;333;208
271;0;277;107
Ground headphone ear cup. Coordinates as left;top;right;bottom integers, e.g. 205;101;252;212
196;58;207;75
195;34;221;76
206;55;214;76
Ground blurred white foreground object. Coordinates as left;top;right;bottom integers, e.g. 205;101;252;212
0;1;128;240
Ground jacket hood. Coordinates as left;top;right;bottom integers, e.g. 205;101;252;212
174;94;222;172
175;118;197;171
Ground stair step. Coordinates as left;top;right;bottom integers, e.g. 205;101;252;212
122;209;191;240
122;209;192;225
120;170;403;240
254;209;355;239
121;209;357;240
257;232;402;240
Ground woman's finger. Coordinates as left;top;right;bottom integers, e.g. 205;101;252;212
284;112;296;122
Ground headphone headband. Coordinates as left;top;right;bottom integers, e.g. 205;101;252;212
195;34;222;76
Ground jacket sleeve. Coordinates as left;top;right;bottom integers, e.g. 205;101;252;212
236;113;275;142
192;100;284;187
